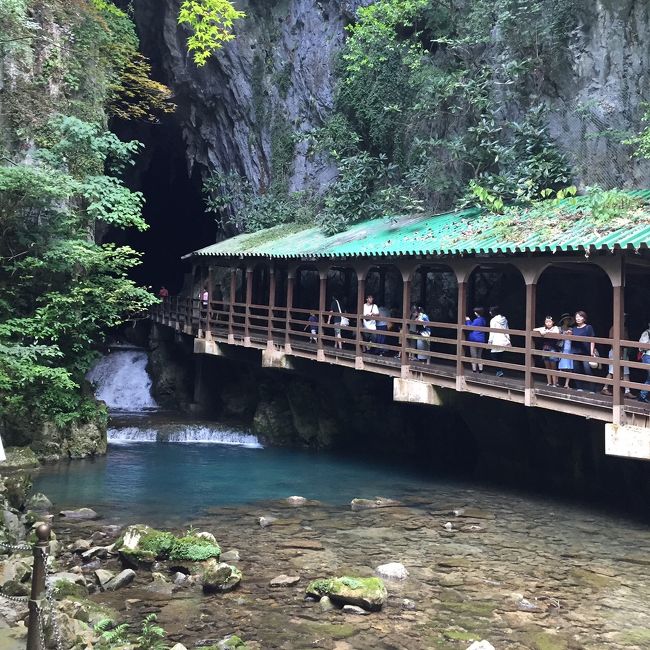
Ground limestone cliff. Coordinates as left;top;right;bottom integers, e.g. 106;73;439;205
133;0;650;212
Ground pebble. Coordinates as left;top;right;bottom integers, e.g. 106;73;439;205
70;539;91;553
269;574;300;587
401;599;416;610
221;550;240;562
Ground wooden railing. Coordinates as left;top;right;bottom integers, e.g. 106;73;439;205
151;297;650;424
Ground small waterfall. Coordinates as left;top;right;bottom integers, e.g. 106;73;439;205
108;424;262;448
87;350;158;411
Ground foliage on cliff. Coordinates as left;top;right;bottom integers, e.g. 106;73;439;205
0;0;165;437
178;0;245;67
206;0;580;235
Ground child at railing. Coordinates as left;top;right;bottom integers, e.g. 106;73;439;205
534;315;561;386
558;314;574;388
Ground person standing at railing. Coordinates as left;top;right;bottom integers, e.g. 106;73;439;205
534;315;561;386
558;314;574;388
328;296;346;350
362;294;379;352
568;310;596;392
305;312;318;343
416;305;431;362
158;286;169;299
638;323;650;403
488;306;511;378
466;306;487;373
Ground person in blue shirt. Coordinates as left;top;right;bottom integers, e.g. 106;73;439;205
305;313;318;343
466;307;487;373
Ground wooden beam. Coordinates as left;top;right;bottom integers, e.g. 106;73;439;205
456;280;467;390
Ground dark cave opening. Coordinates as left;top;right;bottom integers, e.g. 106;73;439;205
110;117;215;295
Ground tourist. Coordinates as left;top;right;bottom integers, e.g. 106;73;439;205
305;312;318;343
416;305;431;362
158;286;169;299
568;310;597;392
558;314;574;388
534;316;561;386
201;286;209;308
375;304;391;354
362;294;379;352
328;296;345;350
466;306;487;373
638;322;650;403
602;322;631;396
488;306;511;377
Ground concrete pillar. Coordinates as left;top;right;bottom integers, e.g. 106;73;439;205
455;280;467;390
401;278;412;377
524;281;536;406
611;255;625;425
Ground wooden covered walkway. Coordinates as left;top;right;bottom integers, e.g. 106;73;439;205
151;206;650;459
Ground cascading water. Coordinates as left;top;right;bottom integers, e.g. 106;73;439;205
88;348;261;447
87;349;159;411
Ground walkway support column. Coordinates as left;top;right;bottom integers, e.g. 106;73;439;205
228;267;236;344
267;265;276;349
610;255;626;425
524;281;537;406
453;261;476;392
205;265;214;340
355;273;365;368
317;268;327;361
244;265;253;346
401;277;412;378
285;268;295;354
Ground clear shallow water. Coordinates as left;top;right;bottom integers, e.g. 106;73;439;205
34;435;438;525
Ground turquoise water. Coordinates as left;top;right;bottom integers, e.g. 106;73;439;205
33;437;438;525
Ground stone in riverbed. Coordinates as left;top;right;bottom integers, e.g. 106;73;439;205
452;507;495;520
26;493;51;511
170;645;188;650
59;508;99;521
3;447;39;469
342;604;370;616
375;562;408;580
306;576;387;612
201;560;242;593
216;635;248;649
286;496;307;506
277;539;324;551
467;642;496;650
94;569;114;590
270;574;300;587
105;568;135;591
71;539;91;553
221;549;240;562
319;596;334;612
258;516;277;528
350;497;401;511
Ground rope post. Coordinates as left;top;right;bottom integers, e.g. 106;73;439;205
27;523;50;650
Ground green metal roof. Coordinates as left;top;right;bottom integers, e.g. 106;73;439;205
187;191;650;260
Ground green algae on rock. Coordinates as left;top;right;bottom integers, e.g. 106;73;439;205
306;576;387;611
116;525;221;567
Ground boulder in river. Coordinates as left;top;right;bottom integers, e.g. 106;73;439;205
270;574;300;587
201;560;242;593
306;576;387;611
3;447;39;469
26;492;52;511
286;496;307;506
59;508;99;521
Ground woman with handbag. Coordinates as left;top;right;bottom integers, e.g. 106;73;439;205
328;296;347;350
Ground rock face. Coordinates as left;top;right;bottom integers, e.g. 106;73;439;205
133;0;373;206
306;576;387;612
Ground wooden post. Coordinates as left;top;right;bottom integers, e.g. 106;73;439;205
228;268;236;343
355;275;366;366
401;278;411;377
455;280;467;390
27;524;50;650
612;257;625;425
245;267;253;345
267;265;276;346
285;273;295;353
317;273;327;359
378;267;386;305
205;265;214;340
420;268;428;311
524;281;536;406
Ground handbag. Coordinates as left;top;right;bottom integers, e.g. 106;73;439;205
335;300;350;327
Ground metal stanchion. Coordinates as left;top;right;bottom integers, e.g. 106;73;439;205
26;523;51;650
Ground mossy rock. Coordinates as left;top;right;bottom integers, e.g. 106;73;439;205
201;561;242;593
3;447;39;470
306;576;387;611
116;525;221;568
51;578;88;600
